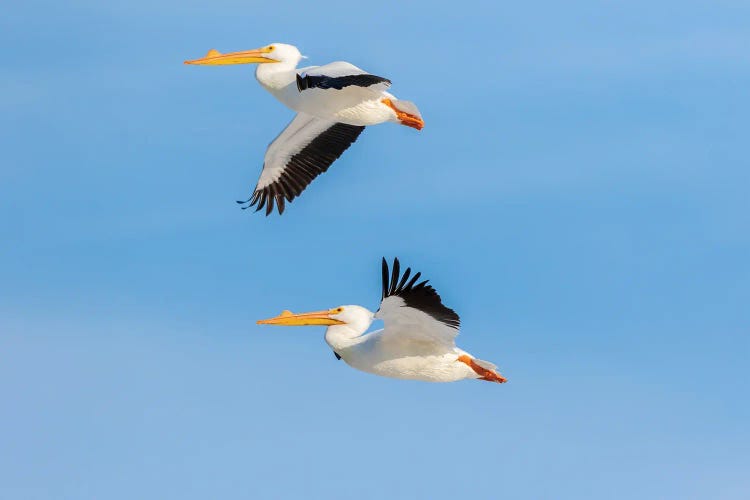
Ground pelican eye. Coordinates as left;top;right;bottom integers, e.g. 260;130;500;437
268;45;275;51
336;307;343;313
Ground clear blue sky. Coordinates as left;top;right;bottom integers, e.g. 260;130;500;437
2;1;749;498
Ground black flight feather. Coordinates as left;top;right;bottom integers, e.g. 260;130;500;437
297;73;391;92
238;122;366;215
380;257;460;329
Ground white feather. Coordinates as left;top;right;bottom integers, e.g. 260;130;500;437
255;113;336;190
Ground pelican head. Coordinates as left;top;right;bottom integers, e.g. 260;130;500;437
258;305;374;332
184;43;302;66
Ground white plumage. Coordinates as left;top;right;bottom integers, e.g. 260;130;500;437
257;258;507;384
186;43;423;215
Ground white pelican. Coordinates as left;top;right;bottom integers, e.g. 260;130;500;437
185;43;424;215
257;258;507;384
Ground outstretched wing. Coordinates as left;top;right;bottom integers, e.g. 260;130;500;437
239;112;365;215
296;61;391;96
375;258;461;350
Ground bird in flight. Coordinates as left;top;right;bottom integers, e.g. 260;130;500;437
185;43;424;215
257;258;507;384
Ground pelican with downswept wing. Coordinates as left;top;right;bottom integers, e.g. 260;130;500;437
186;43;423;215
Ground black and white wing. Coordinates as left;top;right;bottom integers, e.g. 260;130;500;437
238;112;365;215
296;61;391;96
375;258;461;350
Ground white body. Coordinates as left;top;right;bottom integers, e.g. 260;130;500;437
257;259;506;383
323;303;497;383
329;328;479;382
255;50;406;126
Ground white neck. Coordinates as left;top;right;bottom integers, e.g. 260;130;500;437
255;62;298;91
324;320;373;353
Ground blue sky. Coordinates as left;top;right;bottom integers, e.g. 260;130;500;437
2;1;749;498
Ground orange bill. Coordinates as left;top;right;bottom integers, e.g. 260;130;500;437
185;47;277;66
257;309;345;326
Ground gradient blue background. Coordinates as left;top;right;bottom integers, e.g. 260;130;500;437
2;1;749;498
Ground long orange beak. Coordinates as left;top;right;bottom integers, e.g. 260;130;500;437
257;309;345;326
184;47;277;66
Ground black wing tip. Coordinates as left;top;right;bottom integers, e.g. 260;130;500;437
236;189;289;216
381;257;389;301
383;260;428;298
380;257;460;329
239;122;366;217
